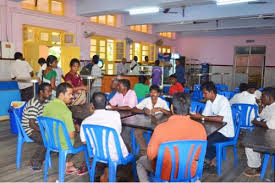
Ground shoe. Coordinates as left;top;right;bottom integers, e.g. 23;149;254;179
243;167;261;177
77;165;88;176
31;166;42;173
65;165;77;175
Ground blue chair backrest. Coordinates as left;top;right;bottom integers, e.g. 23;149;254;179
163;86;170;95
193;84;201;91
184;88;190;93
258;88;263;92
191;90;203;101
12;105;33;142
190;101;205;113
137;97;144;103
234;87;240;93
37;116;74;151
154;140;207;182
82;124;124;162
216;84;228;92
231;104;258;128
231;106;242;141
218;91;235;100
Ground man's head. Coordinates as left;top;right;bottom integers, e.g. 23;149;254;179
144;56;149;62
56;83;73;104
172;92;190;115
138;75;147;84
38;58;46;66
122;58;127;64
169;74;177;85
201;81;217;101
91;92;107;110
14;52;23;60
155;60;160;66
247;83;257;94
46;55;58;68
149;85;160;100
92;55;99;65
70;58;80;73
39;83;52;100
118;79;130;94
261;87;275;105
134;56;138;62
110;78;119;91
239;83;248;93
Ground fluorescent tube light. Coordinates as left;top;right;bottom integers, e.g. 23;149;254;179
129;7;159;15
216;0;257;5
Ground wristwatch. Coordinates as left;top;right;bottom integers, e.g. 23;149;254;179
201;117;205;121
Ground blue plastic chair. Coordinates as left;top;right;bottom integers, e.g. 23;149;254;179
159;96;170;107
131;128;152;155
82;124;138;182
184;88;190;93
214;107;242;175
11;104;34;169
37;116;88;182
150;140;207;182
190;101;205;114
138;97;145;103
260;154;275;179
218;91;235;100
193;84;201;90
216;84;228;92
234;87;240;93
191;90;203;101
231;104;258;131
258;88;263;92
163;86;170;95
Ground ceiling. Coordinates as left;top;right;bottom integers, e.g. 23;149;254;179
75;0;275;36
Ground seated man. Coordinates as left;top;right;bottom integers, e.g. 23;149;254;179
109;79;138;110
80;92;129;181
136;92;207;181
190;82;234;167
21;83;52;171
132;85;171;155
107;78;119;101
243;87;275;177
230;82;257;105
169;74;184;96
43;83;77;174
134;75;150;98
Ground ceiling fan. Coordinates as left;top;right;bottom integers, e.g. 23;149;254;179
240;14;275;20
161;8;178;14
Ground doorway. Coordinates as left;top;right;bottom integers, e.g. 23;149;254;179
234;46;266;88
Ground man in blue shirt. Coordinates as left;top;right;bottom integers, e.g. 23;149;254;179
175;58;185;87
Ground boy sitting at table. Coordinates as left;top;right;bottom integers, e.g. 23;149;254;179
243;87;275;177
169;74;184;96
132;85;171;156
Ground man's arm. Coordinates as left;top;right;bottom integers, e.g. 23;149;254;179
190;113;224;123
252;119;268;128
29;119;40;131
151;108;171;115
131;107;144;114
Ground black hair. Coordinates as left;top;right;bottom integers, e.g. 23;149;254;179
150;85;160;93
56;83;73;98
70;58;80;67
92;55;99;64
134;56;138;61
91;92;106;109
169;74;177;79
239;83;248;92
172;92;190;115
14;52;23;60
46;55;57;67
201;81;217;94
119;79;130;90
155;60;160;66
38;58;46;65
39;83;51;93
263;87;275;100
145;56;149;61
138;75;147;84
247;82;257;90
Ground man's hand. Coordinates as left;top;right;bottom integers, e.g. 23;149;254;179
144;108;151;115
190;113;202;120
151;108;161;115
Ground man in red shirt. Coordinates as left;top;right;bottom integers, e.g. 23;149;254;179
169;74;184;96
136;92;207;181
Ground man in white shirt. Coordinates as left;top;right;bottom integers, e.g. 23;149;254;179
90;55;102;98
191;82;234;167
132;85;171;155
243;87;275;177
230;83;257;105
80;92;129;181
10;52;34;101
129;56;139;75
117;58;129;75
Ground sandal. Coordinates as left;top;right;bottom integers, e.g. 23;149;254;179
65;165;77;175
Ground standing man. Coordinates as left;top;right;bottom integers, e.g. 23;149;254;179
190;82;234;167
117;58;129;75
175;58;185;87
90;55;102;97
11;52;34;101
130;56;139;75
151;60;162;86
22;83;52;171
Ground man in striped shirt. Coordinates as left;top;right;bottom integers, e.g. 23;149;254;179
21;83;52;171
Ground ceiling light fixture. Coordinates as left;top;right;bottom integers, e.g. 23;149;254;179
216;0;257;5
129;7;159;15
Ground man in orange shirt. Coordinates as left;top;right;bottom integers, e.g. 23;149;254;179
169;74;184;96
136;92;207;181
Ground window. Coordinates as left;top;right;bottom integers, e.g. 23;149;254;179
159;32;174;39
130;25;148;33
90;15;116;27
130;42;155;63
22;0;64;16
159;46;171;54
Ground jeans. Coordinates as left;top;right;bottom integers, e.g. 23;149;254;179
206;132;229;161
29;130;46;167
134;129;147;155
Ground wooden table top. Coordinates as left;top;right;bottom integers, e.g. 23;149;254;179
117;110;136;119
242;127;275;154
121;113;226;137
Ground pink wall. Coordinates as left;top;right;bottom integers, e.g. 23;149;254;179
0;0;176;60
175;34;275;66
